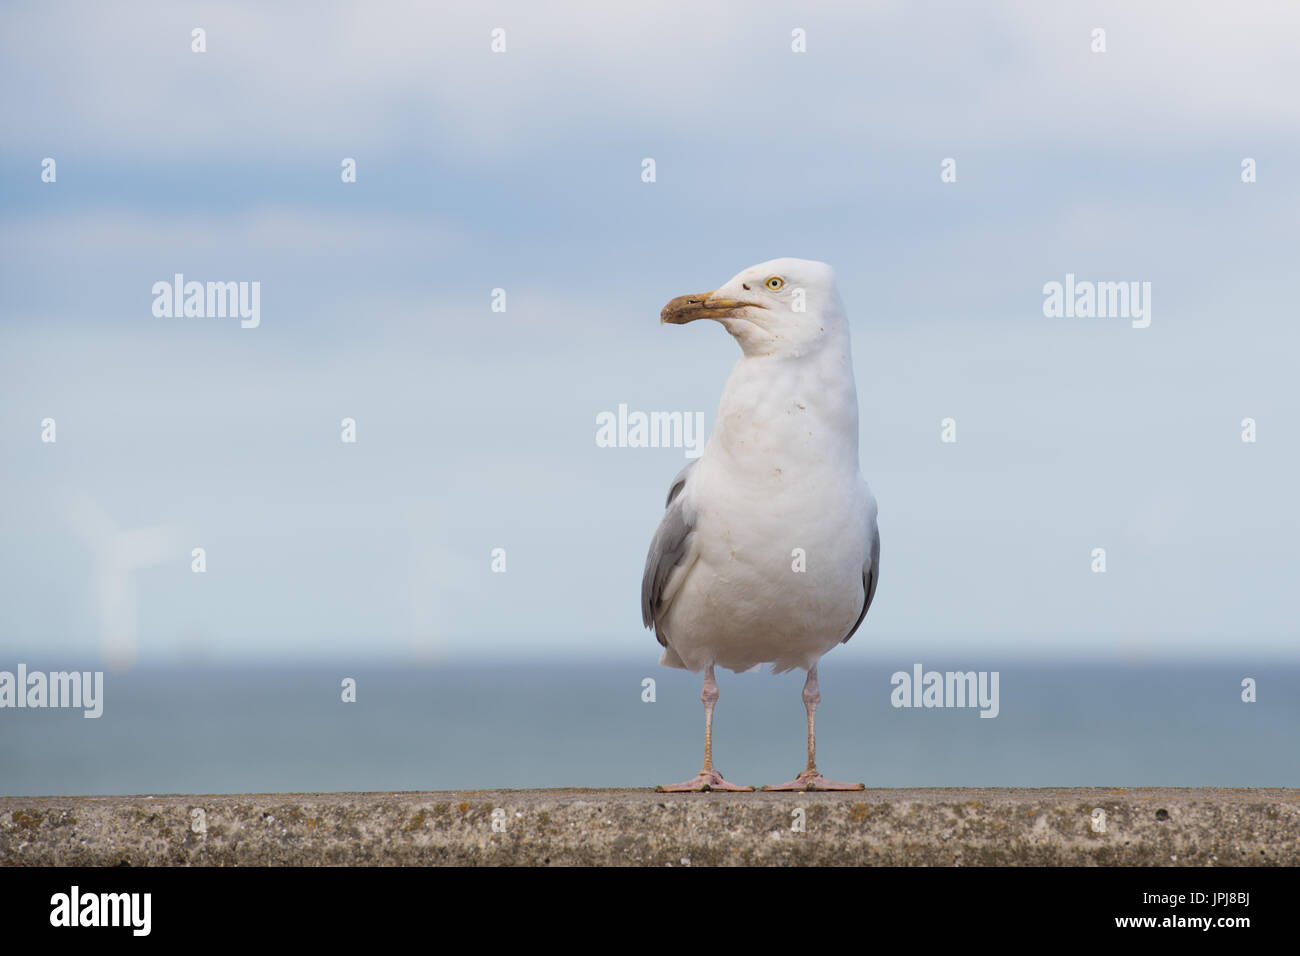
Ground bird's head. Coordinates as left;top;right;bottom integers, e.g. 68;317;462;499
659;258;845;357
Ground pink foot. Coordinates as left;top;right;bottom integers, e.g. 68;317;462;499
763;769;865;791
656;769;754;792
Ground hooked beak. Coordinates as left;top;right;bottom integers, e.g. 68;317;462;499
660;291;766;325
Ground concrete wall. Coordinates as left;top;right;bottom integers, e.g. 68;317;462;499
3;788;1297;866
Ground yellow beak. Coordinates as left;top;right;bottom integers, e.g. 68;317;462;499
660;292;765;325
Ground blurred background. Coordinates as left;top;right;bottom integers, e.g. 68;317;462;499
2;1;1298;794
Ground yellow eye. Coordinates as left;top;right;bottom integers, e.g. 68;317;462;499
765;276;785;291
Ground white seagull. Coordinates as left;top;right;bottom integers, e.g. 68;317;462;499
642;258;879;792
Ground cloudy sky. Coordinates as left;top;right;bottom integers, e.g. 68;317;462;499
2;0;1298;666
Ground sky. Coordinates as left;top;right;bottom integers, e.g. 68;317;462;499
2;0;1299;667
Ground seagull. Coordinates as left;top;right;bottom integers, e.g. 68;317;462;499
642;258;879;792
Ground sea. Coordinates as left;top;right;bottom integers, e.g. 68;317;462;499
1;659;1296;796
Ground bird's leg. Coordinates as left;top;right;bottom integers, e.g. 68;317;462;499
657;664;753;792
763;665;864;791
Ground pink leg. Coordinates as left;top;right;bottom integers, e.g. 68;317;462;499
763;665;864;791
657;664;753;792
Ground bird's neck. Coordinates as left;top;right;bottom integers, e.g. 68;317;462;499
709;344;861;470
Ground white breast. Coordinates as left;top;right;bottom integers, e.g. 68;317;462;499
660;348;874;673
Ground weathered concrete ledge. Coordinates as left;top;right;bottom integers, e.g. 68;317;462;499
2;788;1297;866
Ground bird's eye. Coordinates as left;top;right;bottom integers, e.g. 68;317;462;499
765;276;785;291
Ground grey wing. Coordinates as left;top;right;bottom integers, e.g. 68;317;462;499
841;522;880;644
662;458;695;508
640;460;698;640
